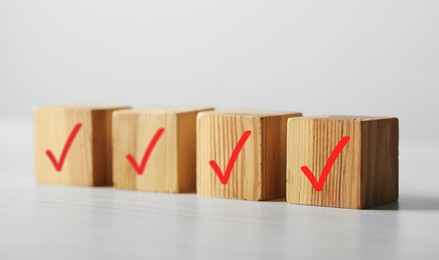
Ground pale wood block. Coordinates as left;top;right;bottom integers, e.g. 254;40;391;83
34;106;129;186
113;107;214;193
287;116;399;209
197;109;302;201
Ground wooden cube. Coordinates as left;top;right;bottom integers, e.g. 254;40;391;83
34;106;129;186
197;109;302;201
113;107;213;193
287;116;399;209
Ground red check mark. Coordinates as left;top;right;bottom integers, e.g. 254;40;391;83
209;130;252;185
45;123;83;172
300;136;350;191
126;128;165;175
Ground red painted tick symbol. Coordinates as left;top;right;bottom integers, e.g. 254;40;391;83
45;123;83;172
300;136;350;191
209;130;252;185
126;128;165;175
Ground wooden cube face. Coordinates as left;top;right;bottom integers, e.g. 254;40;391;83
197;110;302;201
112;107;213;193
34;106;129;186
286;116;399;209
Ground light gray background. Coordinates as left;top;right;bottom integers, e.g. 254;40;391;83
1;1;439;259
1;0;438;141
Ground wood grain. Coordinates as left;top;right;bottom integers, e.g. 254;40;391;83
113;107;213;193
286;116;398;209
34;106;129;186
4;119;439;259
197;110;302;201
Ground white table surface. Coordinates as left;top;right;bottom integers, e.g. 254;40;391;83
1;118;438;260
